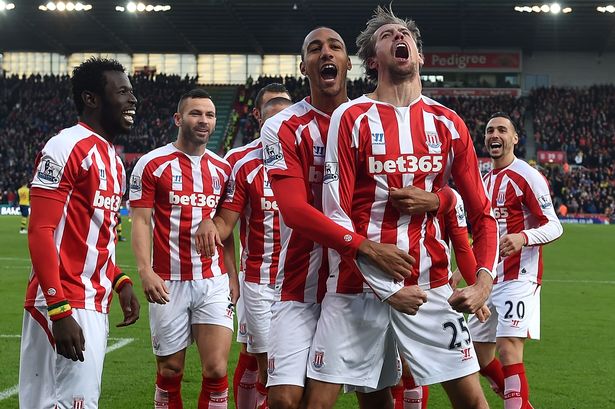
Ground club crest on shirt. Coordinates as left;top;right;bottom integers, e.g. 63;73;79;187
497;191;506;206
538;194;553;209
323;162;339;184
212;176;221;192
426;131;442;152
130;175;142;192
36;156;63;185
313;351;325;369
263;143;284;166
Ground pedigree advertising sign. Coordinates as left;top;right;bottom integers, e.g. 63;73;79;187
423;52;521;71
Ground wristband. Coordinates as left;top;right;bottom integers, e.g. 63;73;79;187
113;273;133;293
48;300;72;321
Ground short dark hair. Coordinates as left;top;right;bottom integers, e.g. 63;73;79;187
177;88;213;112
71;57;126;115
262;96;292;112
254;83;289;111
488;112;517;133
356;5;423;82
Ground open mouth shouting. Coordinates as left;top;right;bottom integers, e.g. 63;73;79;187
394;42;410;61
122;109;136;125
488;139;503;155
320;63;338;84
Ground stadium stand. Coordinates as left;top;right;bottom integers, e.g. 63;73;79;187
1;75;613;216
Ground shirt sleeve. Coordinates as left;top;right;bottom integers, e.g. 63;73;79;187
27;194;70;311
450;119;499;279
30;136;81;204
444;191;477;285
128;156;156;208
261;116;303;179
521;170;563;246
221;162;249;214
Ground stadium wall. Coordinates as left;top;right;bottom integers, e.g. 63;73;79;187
523;52;615;88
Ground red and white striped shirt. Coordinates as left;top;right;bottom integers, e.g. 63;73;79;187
324;95;498;294
222;139;281;285
25;123;125;313
130;143;231;281
483;158;563;284
261;98;331;303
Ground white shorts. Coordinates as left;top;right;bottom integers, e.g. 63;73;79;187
266;301;321;388
307;292;400;390
468;280;541;342
244;280;276;354
391;284;480;386
149;275;234;356
235;271;248;344
19;307;109;409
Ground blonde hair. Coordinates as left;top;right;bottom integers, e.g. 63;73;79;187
356;5;423;82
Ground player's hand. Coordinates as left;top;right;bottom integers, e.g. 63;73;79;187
386;285;427;315
228;272;240;306
449;268;463;289
389;186;440;215
116;284;140;327
499;233;526;258
139;268;170;304
448;269;493;314
358;240;414;282
475;304;491;323
195;218;223;258
52;315;85;362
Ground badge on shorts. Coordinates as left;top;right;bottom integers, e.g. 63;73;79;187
313;351;325;369
72;395;85;409
225;303;235;319
239;323;247;335
152;336;160;351
460;347;473;362
268;358;275;375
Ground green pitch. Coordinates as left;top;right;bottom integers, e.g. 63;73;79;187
0;217;613;408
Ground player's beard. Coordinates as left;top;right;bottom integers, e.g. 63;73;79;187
181;122;210;147
389;61;418;84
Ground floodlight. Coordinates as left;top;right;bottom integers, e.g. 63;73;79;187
127;2;137;12
550;3;561;13
607;5;615;12
57;1;66;11
47;1;56;10
137;2;145;11
66;2;75;11
562;7;572;13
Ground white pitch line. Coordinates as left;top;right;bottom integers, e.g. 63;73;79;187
0;386;18;401
543;279;615;285
0;337;135;402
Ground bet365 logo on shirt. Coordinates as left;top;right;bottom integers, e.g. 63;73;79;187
168;191;220;208
368;154;443;175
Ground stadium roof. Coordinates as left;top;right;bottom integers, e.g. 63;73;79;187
1;1;614;55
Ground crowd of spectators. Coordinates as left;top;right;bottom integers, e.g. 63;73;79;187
531;85;615;218
1;74;613;216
